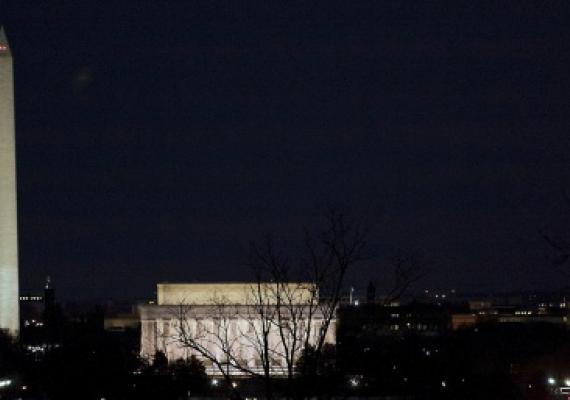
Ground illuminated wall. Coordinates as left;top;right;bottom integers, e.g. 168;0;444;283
141;282;335;375
157;282;316;306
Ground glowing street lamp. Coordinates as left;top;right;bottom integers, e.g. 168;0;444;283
0;379;12;388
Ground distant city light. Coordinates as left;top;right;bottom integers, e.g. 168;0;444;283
26;344;48;354
349;375;362;387
231;382;238;388
0;379;12;388
564;378;570;387
441;380;447;388
548;377;556;385
211;378;219;386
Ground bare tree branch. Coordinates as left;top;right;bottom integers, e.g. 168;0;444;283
171;211;368;399
383;251;429;306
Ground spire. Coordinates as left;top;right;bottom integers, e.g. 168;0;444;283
0;26;10;55
0;22;18;337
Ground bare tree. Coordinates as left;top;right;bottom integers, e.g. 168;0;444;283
540;191;570;274
541;230;570;273
175;300;253;400
246;211;367;395
172;211;367;399
382;251;428;306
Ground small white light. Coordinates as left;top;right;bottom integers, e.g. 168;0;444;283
211;378;219;386
232;382;238;388
441;380;447;388
548;377;556;385
565;378;570;387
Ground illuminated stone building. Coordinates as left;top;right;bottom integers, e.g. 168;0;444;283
0;26;19;337
139;282;336;375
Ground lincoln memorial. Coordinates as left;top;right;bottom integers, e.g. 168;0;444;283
139;282;336;376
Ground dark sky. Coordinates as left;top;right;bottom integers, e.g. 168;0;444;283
2;1;570;300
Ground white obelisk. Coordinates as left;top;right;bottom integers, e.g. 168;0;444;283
0;26;19;337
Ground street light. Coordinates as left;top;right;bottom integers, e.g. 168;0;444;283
547;377;556;386
0;379;12;388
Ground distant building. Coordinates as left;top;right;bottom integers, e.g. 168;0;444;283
338;302;452;339
19;294;44;329
139;282;336;375
19;277;62;355
451;300;570;330
19;277;57;330
366;282;376;305
104;302;140;332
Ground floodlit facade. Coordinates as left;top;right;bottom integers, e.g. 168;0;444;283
139;282;336;375
0;26;19;337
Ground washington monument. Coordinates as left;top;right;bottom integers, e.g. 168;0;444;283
0;26;19;336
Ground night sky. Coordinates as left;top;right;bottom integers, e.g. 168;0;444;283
2;1;570;300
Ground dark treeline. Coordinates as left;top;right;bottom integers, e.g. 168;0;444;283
2;304;570;399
